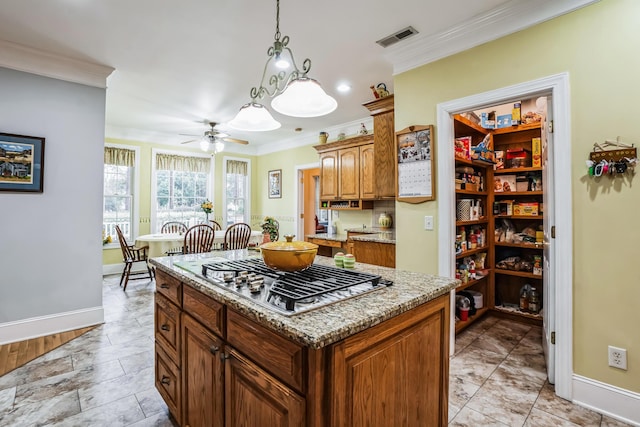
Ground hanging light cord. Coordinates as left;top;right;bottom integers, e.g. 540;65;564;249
248;0;311;102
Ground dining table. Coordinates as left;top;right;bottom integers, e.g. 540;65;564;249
135;230;264;258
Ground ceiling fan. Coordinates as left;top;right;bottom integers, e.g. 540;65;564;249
180;122;249;152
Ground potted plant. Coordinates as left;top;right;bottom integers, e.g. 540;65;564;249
261;216;279;242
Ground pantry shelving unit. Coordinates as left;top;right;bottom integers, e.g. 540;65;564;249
453;113;545;332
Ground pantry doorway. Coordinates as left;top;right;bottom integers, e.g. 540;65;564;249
436;73;573;400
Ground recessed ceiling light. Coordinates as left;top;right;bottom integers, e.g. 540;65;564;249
337;83;351;93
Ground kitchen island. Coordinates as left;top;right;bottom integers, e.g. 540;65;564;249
150;250;457;427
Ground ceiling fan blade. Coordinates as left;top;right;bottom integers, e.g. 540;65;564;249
180;139;198;144
223;137;249;145
179;133;201;137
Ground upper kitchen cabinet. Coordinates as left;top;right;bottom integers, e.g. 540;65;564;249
363;95;395;199
315;134;375;210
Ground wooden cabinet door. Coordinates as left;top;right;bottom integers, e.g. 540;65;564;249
181;313;224;427
359;144;375;199
319;151;338;200
225;347;305;427
330;294;449;427
338;147;359;199
373;109;395;198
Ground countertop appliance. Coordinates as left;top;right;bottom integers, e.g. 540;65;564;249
199;258;392;316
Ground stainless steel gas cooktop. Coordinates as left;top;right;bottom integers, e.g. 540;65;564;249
196;258;392;316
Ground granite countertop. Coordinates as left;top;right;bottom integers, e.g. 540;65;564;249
305;233;347;242
348;230;396;244
150;250;457;349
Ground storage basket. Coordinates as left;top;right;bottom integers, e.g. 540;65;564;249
456;199;472;221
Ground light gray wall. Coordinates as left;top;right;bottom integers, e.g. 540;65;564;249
0;67;105;323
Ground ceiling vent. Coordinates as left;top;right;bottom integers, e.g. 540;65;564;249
376;26;419;48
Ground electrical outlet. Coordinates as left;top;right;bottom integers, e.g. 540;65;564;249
424;216;434;230
608;346;627;370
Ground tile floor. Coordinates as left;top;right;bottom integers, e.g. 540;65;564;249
0;275;632;426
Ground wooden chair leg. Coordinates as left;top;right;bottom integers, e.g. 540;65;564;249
147;263;154;280
122;262;133;291
119;266;127;288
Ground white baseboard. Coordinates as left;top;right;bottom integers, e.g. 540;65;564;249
0;306;104;345
573;374;640;426
102;262;147;276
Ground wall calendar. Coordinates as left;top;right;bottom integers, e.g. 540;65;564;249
396;125;435;203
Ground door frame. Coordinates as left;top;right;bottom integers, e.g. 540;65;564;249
436;72;573;399
294;162;320;239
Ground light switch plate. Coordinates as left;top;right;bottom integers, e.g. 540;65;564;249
424;216;434;230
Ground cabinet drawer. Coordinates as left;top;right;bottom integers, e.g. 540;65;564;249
308;237;343;248
155;270;182;307
155;344;181;423
155;293;181;366
183;285;225;338
227;310;305;392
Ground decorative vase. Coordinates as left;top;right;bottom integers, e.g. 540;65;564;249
378;212;393;229
319;131;329;144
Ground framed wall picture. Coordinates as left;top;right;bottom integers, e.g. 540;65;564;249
396;125;435;203
268;169;282;199
0;133;45;193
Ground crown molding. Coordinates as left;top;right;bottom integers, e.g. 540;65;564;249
385;0;600;75
255;116;374;156
0;39;114;88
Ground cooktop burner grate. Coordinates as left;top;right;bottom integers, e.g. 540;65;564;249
200;258;392;313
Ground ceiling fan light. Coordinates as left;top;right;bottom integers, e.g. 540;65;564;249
214;140;225;154
228;102;281;132
199;137;210;152
271;78;337;118
275;54;290;69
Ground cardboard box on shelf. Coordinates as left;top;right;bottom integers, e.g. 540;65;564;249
532;137;542;167
455;136;471;160
515;175;529;192
513;202;539;216
494;174;516;192
494;150;505;170
480;112;496;129
497;114;513;128
506;149;531;168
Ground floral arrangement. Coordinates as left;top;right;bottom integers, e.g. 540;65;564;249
201;199;213;214
102;231;112;245
261;216;279;242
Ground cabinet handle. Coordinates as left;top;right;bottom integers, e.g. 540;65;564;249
209;345;220;354
161;375;171;385
220;352;231;361
160;283;170;289
160;324;170;331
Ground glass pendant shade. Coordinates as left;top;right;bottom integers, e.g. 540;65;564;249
199;138;210;152
271;78;337;118
213;140;225;154
228;102;281;131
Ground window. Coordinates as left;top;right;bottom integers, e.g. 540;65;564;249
224;158;250;226
103;145;139;242
153;151;212;232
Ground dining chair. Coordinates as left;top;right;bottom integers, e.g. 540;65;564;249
224;223;252;250
209;220;222;231
183;224;216;254
161;221;187;234
115;225;154;291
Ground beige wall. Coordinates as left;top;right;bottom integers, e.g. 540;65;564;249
394;0;639;392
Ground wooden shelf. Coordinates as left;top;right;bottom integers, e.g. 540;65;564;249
494;214;543;220
494;191;543;197
494;268;543;279
453;114;488;135
493;305;542;321
455;189;488;196
456;218;489;226
456;274;490;292
494;166;542;174
455;157;494;168
492;122;541;134
456;246;489;259
495;242;543;249
321;200;373;210
455;307;490;333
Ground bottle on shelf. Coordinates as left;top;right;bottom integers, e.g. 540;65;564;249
519;286;529;312
528;288;540;314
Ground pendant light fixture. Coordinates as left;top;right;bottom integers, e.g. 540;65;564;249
228;0;337;131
